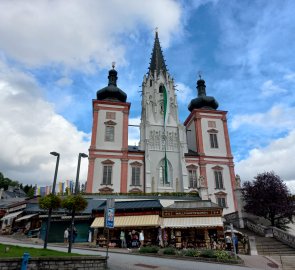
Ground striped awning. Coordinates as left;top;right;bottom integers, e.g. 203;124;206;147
91;215;160;228
0;211;23;221
161;216;223;228
15;213;38;222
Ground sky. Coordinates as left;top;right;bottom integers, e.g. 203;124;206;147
0;0;295;193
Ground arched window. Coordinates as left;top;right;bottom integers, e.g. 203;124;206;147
158;158;173;187
159;85;164;93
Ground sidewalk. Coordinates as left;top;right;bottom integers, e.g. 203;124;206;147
0;235;282;269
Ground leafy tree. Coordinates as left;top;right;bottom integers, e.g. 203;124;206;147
0;172;20;190
242;172;295;229
61;194;88;212
39;194;62;210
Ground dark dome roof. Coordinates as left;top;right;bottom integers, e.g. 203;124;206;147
188;78;218;112
96;68;127;102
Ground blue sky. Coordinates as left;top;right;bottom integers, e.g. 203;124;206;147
0;0;295;193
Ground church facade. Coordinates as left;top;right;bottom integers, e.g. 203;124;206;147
86;32;238;215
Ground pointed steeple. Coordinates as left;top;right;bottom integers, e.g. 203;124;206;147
149;30;167;77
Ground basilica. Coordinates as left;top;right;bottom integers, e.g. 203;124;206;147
86;31;238;215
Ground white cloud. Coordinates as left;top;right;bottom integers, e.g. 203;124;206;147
0;61;90;186
235;129;295;193
231;105;295;130
55;77;73;87
284;72;295;81
128;117;140;146
0;0;182;71
260;80;287;97
175;82;194;104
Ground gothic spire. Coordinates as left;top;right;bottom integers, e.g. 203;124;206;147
148;30;167;77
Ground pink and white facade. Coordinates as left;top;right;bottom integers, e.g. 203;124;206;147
86;32;238;215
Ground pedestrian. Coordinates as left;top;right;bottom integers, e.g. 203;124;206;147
126;231;132;250
73;227;78;243
120;230;126;248
139;230;144;247
233;234;239;254
225;235;231;251
64;228;69;243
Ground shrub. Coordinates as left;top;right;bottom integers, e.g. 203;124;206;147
182;249;200;257
200;249;216;258
139;246;159;254
163;247;176;255
215;250;232;261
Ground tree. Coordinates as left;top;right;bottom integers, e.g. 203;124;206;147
0;172;20;190
242;172;295;229
39;194;62;210
61;194;88;212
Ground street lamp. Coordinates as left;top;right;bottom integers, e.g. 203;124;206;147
68;152;88;253
44;151;60;249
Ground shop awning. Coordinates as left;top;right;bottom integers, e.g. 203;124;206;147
161;216;223;228
0;211;23;221
91;215;160;228
15;213;38;222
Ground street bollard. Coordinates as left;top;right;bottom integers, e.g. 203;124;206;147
21;252;30;270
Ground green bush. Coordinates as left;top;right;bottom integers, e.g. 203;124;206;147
200;249;216;258
163;247;176;255
139;246;159;254
215;250;232;260
182;249;200;257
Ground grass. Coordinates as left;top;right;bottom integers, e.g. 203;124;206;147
0;243;82;258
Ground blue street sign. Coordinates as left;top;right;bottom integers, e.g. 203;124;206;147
106;207;114;228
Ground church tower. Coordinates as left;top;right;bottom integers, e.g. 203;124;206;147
139;31;189;192
184;77;238;213
86;65;131;193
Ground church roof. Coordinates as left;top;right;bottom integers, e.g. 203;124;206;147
148;31;168;77
188;78;219;112
96;67;127;102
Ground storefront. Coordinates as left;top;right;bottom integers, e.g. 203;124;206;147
91;200;163;247
160;201;224;248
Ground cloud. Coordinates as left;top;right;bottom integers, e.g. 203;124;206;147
235;129;295;193
128;117;141;146
0;0;182;71
175;82;194;104
0;60;90;186
260;80;287;97
231;105;295;130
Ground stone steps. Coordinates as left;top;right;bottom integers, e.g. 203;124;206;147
271;256;295;270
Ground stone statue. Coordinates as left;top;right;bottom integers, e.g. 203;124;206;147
198;175;206;188
235;174;241;188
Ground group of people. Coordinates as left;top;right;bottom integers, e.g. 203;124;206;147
63;227;78;244
120;229;144;249
225;234;239;253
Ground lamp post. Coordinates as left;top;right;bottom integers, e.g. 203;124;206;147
43;151;60;249
68;152;88;253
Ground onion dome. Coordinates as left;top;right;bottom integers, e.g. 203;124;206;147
188;77;218;112
96;64;127;102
